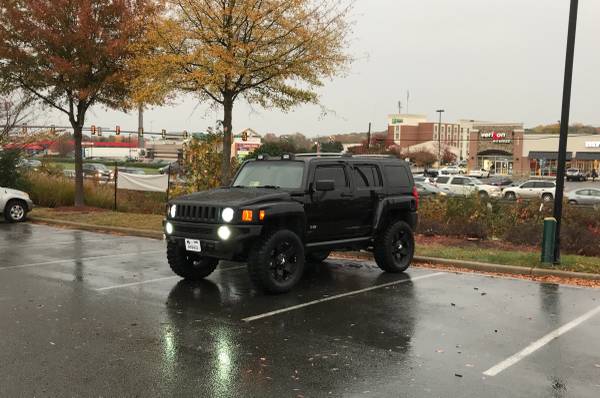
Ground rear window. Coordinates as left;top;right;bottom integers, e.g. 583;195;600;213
384;165;412;189
436;176;450;184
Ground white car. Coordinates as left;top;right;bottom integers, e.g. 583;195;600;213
439;165;463;175
468;169;491;178
502;180;556;202
1;187;34;222
435;176;501;198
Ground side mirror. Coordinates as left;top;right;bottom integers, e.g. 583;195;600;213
315;180;335;192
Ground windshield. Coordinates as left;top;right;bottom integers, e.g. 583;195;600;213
233;161;305;189
470;179;482;185
92;164;109;171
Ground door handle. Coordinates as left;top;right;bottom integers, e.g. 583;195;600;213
341;193;353;198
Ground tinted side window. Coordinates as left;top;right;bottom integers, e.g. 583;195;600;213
436;176;450;184
384;165;411;189
353;165;381;188
315;166;348;188
451;177;465;185
576;190;590;196
521;182;535;188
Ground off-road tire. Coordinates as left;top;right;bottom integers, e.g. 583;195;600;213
4;199;27;223
374;220;415;273
307;250;331;263
247;229;305;294
167;241;219;280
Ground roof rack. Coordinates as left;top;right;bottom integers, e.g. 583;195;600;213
352;154;396;158
294;152;344;157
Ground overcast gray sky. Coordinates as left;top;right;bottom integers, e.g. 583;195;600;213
52;0;600;137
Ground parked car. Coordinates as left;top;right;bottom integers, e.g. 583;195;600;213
439;165;463;175
17;158;42;170
435;176;501;198
1;187;34;222
567;188;600;205
423;168;440;178
82;163;113;180
118;167;146;175
468;169;490;178
159;162;181;175
566;168;587;182
502;180;556;202
416;182;447;197
63;169;76;178
487;177;513;188
164;153;418;294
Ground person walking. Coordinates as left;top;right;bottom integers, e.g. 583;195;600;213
591;168;598;182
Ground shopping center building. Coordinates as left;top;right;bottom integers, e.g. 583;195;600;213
387;115;600;176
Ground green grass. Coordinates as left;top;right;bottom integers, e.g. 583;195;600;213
417;244;600;274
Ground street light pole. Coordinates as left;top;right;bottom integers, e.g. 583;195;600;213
553;0;579;264
436;109;445;166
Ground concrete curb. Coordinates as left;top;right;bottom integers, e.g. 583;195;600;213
29;217;164;240
27;218;600;282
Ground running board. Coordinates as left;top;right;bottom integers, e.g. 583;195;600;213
306;237;371;251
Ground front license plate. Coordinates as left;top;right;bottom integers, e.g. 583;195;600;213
185;239;202;252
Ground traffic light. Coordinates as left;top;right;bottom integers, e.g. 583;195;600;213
97;127;102;137
161;129;167;139
241;131;248;141
91;125;96;135
138;127;144;138
115;126;121;135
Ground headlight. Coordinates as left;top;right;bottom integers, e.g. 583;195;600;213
217;226;231;240
222;207;234;223
170;204;177;218
165;222;174;235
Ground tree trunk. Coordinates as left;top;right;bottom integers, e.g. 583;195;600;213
73;125;85;207
221;94;234;185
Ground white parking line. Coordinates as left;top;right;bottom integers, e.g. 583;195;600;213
483;304;600;377
95;265;246;291
242;272;445;322
0;237;141;250
0;250;165;271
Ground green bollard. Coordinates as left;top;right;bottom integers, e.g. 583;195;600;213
541;217;557;264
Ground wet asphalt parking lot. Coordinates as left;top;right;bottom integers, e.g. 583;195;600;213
1;223;600;397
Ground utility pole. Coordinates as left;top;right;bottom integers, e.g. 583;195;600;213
553;0;579;264
436;109;445;167
366;122;372;150
138;104;144;149
406;91;410;114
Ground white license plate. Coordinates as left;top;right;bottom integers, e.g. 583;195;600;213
185;239;202;252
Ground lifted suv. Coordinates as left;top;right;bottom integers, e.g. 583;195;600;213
164;154;419;294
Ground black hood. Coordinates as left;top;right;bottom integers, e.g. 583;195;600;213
175;187;292;207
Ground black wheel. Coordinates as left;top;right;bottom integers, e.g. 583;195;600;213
374;221;415;273
478;191;489;199
542;193;553;202
505;192;517;200
307;250;331;263
4;200;27;223
568;200;577;205
248;229;305;294
166;241;219;280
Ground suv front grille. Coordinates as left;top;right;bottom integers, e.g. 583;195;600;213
175;204;221;223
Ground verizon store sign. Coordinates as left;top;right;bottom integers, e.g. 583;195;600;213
585;141;600;148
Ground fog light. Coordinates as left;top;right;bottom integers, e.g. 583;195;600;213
170;204;177;218
217;226;231;240
165;222;174;235
222;207;234;223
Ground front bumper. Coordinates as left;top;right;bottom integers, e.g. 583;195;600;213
163;219;263;260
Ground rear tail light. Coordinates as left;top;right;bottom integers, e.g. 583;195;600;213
412;185;420;209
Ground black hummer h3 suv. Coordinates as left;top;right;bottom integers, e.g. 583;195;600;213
164;153;419;294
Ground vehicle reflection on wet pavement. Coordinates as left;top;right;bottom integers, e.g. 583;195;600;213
1;223;599;397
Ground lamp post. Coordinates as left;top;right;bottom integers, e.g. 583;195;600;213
552;0;579;264
436;109;445;166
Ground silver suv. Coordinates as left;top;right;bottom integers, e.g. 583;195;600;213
503;180;556;202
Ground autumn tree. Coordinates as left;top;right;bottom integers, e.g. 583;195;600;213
134;0;353;184
184;133;239;192
0;89;33;145
0;0;155;206
442;148;457;165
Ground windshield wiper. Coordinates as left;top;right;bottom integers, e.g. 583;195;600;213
255;185;280;189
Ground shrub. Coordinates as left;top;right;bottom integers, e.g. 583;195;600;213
0;149;24;188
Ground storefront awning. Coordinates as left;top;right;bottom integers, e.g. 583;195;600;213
574;152;600;160
528;151;572;160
